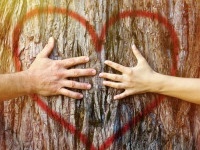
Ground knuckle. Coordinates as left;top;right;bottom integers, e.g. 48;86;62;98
107;82;111;86
124;92;129;97
63;90;69;96
116;65;121;70
53;61;61;69
68;93;73;98
70;81;76;88
65;91;71;97
70;58;76;65
46;44;51;49
54;70;63;79
70;92;78;99
102;73;107;77
85;70;90;75
56;87;62;94
81;83;86;89
73;70;80;76
127;69;133;75
117;84;122;89
125;76;132;82
114;76;119;80
57;60;63;66
75;93;80;98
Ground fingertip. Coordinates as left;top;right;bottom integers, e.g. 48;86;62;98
48;37;54;43
84;56;89;62
78;94;83;99
99;73;103;77
48;37;55;48
87;84;91;89
102;80;107;85
42;37;54;56
92;69;96;75
131;44;145;61
132;44;137;51
104;60;110;64
114;95;120;100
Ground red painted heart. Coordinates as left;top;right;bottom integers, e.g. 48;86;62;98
12;7;179;150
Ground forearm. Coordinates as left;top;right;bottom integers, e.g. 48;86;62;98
151;72;200;104
0;71;31;101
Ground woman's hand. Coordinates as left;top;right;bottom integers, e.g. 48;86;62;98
99;44;156;100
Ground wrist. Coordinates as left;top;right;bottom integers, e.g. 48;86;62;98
148;71;167;94
21;70;34;95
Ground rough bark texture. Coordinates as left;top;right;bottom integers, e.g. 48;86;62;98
0;0;200;149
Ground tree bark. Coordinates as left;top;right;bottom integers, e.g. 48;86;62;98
0;0;199;149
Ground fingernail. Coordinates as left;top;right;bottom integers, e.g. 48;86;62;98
132;44;136;49
99;73;102;77
79;94;83;98
104;60;109;64
87;84;91;89
48;37;54;43
92;70;96;74
85;57;89;61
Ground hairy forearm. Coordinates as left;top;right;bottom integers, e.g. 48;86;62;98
0;71;31;101
151;72;200;104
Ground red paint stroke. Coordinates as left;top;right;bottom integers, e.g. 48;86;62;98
12;7;179;150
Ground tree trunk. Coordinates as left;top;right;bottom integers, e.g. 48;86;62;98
0;0;200;149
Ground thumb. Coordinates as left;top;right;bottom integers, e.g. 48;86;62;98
38;37;55;58
131;44;145;62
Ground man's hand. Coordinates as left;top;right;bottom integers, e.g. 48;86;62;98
27;37;96;99
99;44;155;100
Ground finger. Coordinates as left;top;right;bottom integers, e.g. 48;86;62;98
38;37;55;58
61;56;90;68
132;44;145;62
62;80;91;90
99;72;123;82
103;81;125;89
65;69;96;77
114;91;129;100
104;60;128;73
59;88;83;99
